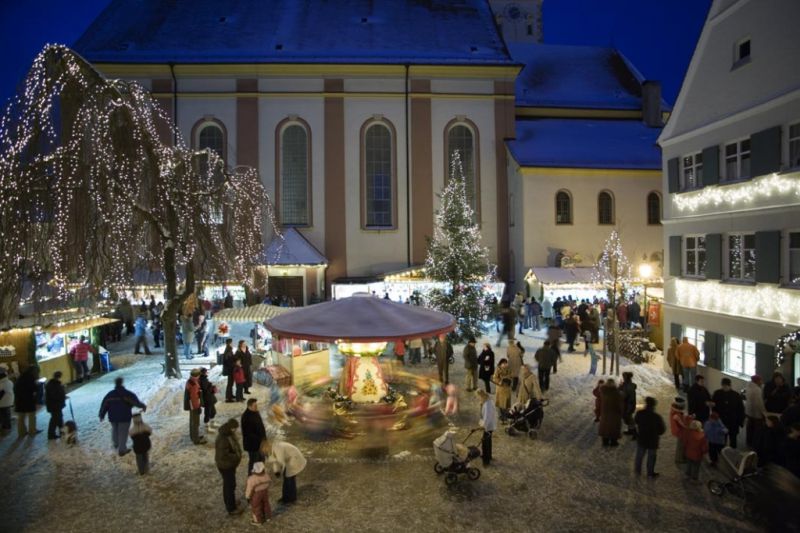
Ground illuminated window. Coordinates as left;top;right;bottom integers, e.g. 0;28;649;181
724;140;751;180
725;336;756;377
727;233;756;281
683;326;706;364
681;152;703;190
555;190;572;224
684;235;706;277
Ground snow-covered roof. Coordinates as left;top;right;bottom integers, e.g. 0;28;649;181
507;119;662;170
529;267;600;285
74;0;513;66
264;228;327;267
508;43;668;110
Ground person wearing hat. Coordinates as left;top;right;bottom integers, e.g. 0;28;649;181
245;461;272;524
745;375;768;449
184;368;206;445
634;397;666;478
215;418;244;515
44;371;67;440
669;397;693;464
0;367;13;434
462;337;478;392
711;378;745;448
129;412;152;475
703;412;728;466
683;420;708;481
477;389;497;466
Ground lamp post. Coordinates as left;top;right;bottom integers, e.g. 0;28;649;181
638;263;653;328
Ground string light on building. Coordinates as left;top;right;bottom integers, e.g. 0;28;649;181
672;171;800;212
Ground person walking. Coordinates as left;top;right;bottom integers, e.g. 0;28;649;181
477;389;497;466
546;326;562;374
133;313;153;355
506;341;523;392
676;337;700;392
492;358;512;412
129;412;152;475
45;371;67;440
687;375;713;423
683;420;708;482
530;298;542;331
542;296;553;328
517;365;543;406
180;314;195;360
477;343;495;393
14;366;40;438
462;337;478;392
264;439;307;504
433;334;453;385
619;372;638;439
222;338;236;402
245;462;272;525
69;335;96;383
152;315;162;349
763;372;791;414
408;338;423;365
496;303;511;347
199;367;218;432
99;377;147;456
712;378;745;448
184;369;207;445
215;418;244;515
634;397;666;478
195;316;208;357
236;340;253;395
666;337;682;391
0;367;13;435
241;398;267;473
599;378;623;447
704;412;728;467
585;331;599;375
534;341;555;392
745;375;768;449
564;313;580;353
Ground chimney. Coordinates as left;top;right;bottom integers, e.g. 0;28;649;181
642;80;662;127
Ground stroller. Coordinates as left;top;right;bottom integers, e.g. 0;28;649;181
707;448;760;515
433;428;482;485
504;398;548;439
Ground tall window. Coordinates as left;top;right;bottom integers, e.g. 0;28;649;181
684;235;706;277
647;192;661;225
726;336;756;377
724;139;751;180
683;326;706;364
363;122;394;228
728;233;756;281
597;191;614;225
681;152;703;190
789;232;800;286
279;123;310;226
789;123;800;169
555;190;572;225
446;123;478;219
198;123;225;158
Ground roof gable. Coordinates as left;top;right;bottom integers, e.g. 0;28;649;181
264;228;327;266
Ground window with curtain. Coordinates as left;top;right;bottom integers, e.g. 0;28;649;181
198;123;224;158
555;190;571;224
598;191;614;225
364;123;393;227
647;192;661;225
280;124;309;226
447;124;477;218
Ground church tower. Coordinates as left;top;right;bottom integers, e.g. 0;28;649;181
489;0;544;44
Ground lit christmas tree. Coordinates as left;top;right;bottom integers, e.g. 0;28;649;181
592;229;632;375
424;150;492;341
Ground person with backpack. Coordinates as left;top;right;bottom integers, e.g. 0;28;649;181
98;377;147;456
184;368;207;445
45;371;67;440
129;412;152;475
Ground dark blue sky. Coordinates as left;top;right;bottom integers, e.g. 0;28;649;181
0;0;710;106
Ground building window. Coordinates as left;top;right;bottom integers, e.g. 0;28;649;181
681;152;703;190
683;326;706;364
279;123;310;226
197;123;225;158
446;121;479;222
789;123;800;169
734;38;751;67
647;192;661;225
789;232;800;286
362;121;395;228
555;190;572;225
725;336;756;377
684;235;706;277
724;139;751;180
598;191;614;225
728;233;756;281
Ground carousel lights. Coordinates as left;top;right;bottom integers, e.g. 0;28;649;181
672;171;800;212
337;341;387;357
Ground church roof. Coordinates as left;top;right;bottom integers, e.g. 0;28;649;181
507;118;662;170
74;0;512;66
263;228;327;267
508;42;668;110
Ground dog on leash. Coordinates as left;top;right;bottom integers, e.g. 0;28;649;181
62;420;78;445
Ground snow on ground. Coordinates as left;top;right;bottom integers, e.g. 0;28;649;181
0;325;762;532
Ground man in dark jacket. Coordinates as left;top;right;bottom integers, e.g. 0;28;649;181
14;366;40;438
619;372;638;438
534;341;555;392
241;398;266;473
712;378;746;448
45;371;67;440
222;339;236;402
634;396;666;477
434;334;453;385
215;418;243;515
463;337;478;392
687;375;712;423
99;377;147;456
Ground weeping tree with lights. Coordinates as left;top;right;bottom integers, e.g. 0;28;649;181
0;44;274;378
592;229;632;376
424;150;492;341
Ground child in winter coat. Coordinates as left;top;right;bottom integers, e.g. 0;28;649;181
245;461;272;524
233;360;246;402
129;412;152;475
703;412;728;466
592;379;604;422
670;397;694;464
682;420;708;481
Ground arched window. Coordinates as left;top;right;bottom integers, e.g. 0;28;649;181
278;121;311;226
555;190;572;225
361;120;396;228
647;191;661;225
445;120;480;220
598;191;614;225
196;122;225;159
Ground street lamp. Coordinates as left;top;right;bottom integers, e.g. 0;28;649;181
638;263;653;327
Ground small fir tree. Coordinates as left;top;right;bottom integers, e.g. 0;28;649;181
593;229;632;375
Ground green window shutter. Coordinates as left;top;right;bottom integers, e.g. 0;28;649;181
667;158;680;193
702;146;720;185
754;230;781;284
669;235;682;276
750;126;782;178
703;331;723;370
670;323;682;342
755;342;775;378
705;233;722;280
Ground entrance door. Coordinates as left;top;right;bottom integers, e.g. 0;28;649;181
268;276;304;306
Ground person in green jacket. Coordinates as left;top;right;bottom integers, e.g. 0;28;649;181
215;418;244;515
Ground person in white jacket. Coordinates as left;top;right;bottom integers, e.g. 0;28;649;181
264;439;306;504
477;389;497;467
0;368;14;434
745;375;767;449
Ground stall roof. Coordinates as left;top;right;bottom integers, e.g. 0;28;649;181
264;228;328;267
529;267;600;285
213;304;295;323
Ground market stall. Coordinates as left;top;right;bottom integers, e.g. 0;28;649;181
261;228;328;306
34;315;118;381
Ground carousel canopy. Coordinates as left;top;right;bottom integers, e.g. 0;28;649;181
264;294;456;342
214;304;295;323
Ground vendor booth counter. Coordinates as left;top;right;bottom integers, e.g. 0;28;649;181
35;316;118;382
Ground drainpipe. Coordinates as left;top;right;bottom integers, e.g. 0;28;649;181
405;64;411;268
169;62;178;144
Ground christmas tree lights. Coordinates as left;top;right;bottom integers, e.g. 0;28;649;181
592;229;632;375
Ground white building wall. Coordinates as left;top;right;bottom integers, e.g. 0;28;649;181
176;97;237;167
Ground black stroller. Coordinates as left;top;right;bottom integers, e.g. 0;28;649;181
504;398;548;439
433;428;483;485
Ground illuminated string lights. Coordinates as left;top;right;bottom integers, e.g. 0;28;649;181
673;171;800;212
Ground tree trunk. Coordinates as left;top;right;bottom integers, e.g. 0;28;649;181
161;241;195;378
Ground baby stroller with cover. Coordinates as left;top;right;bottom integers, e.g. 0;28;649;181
707;448;760;516
504;398;548;439
433;428;482;485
